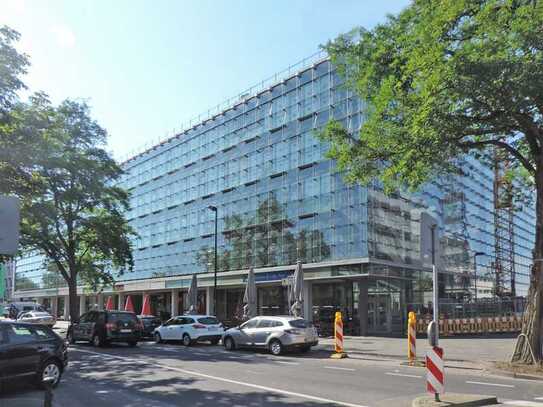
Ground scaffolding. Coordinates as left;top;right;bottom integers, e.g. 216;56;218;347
493;148;516;298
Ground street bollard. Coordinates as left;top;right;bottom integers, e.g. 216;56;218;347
43;377;55;407
330;311;347;359
408;311;416;365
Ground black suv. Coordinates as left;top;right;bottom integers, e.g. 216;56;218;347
0;321;68;388
138;315;162;339
67;310;141;347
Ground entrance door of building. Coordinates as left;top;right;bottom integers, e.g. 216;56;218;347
368;294;391;333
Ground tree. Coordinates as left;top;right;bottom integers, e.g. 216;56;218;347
15;98;135;322
0;26;135;322
320;1;542;363
0;26;28;112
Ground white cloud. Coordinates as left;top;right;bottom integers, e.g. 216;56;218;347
50;25;76;48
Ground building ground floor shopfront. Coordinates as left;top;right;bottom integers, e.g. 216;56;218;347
16;259;433;336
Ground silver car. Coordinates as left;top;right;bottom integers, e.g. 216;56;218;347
222;316;318;355
17;311;56;327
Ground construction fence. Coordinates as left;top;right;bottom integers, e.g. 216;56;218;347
410;297;527;336
415;315;523;336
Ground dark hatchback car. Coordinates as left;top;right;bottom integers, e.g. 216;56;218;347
0;321;68;388
67;310;141;347
138;315;162;339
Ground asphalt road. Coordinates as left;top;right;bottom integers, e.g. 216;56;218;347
2;340;543;407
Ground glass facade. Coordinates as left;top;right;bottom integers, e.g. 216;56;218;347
14;56;535;311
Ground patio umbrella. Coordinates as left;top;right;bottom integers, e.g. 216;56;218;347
289;261;304;318
124;295;134;312
187;274;198;314
105;296;114;311
141;294;152;316
243;267;257;319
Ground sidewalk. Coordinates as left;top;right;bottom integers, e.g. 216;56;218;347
318;334;518;368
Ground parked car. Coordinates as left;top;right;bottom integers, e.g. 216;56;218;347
138;315;162;339
17;311;56;327
154;315;224;346
67;310;141;347
4;302;47;320
222;316;318;355
0;320;68;388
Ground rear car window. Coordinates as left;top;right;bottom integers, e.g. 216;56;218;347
108;313;137;323
142;318;161;326
289;319;312;328
256;319;274;328
33;326;55;339
197;317;219;325
7;325;36;344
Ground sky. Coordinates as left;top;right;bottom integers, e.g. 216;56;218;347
1;0;410;160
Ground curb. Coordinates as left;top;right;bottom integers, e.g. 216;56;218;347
412;394;497;407
488;368;543;382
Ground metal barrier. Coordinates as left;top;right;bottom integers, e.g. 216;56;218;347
414;315;522;336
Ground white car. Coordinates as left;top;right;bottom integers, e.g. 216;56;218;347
154;315;224;346
17;311;56;327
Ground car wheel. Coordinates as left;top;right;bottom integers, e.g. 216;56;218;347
67;330;76;345
182;333;192;346
92;334;103;347
224;336;236;351
38;359;62;389
269;339;283;356
154;332;162;344
128;341;138;347
210;338;220;345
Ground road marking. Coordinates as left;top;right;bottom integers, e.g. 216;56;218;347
385;372;422;378
503;401;543;406
96;390;110;394
276;361;300;365
466;381;515;388
324;366;356;372
73;349;368;407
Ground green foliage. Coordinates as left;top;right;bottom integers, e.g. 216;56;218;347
0;26;135;312
0;25;29;112
16;98;136;290
320;0;542;193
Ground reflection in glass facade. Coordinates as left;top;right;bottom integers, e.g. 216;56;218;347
14;56;535;304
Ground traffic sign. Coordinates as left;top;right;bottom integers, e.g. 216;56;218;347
0;195;20;255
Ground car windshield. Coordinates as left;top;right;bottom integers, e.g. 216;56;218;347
108;313;137;323
289;319;312;328
30;312;50;317
197;317;219;325
142;318;161;326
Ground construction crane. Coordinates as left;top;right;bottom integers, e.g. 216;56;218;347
493;148;516;298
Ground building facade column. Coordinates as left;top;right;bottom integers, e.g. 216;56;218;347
206;287;213;315
118;293;125;311
79;295;86;315
303;281;312;321
171;289;179;316
97;293;104;310
358;279;369;336
51;297;58;318
63;295;70;320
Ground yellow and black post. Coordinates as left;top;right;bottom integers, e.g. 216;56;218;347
408;311;417;365
331;311;347;359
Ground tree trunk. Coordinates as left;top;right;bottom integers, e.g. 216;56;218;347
512;169;543;364
68;277;79;324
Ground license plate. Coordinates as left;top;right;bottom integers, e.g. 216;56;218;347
208;327;216;331
120;329;132;333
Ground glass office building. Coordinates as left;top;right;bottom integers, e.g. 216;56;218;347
13;53;535;334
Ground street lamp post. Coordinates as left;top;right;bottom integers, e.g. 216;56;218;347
208;206;218;315
473;252;485;302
